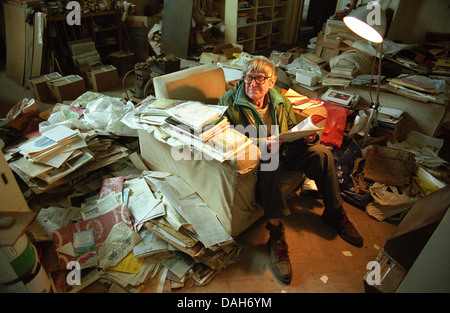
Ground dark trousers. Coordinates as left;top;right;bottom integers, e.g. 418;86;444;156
256;142;344;219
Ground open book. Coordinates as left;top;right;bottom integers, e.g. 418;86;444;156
277;114;325;143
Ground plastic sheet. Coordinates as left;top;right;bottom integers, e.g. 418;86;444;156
82;98;137;136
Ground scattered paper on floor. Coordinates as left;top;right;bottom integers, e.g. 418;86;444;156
342;251;353;257
98;222;142;268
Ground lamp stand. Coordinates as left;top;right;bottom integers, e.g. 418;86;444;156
361;41;383;149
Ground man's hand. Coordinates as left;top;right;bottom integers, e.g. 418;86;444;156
304;132;318;143
266;135;283;153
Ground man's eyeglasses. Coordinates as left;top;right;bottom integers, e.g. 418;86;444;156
243;75;271;85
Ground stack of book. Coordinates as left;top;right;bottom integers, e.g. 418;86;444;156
322;64;358;87
209;127;248;154
238;0;251;8
237;12;250;26
166;101;224;132
300;52;326;66
166;101;252;162
328;64;358;79
432;58;450;76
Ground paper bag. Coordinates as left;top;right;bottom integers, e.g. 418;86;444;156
363;145;416;186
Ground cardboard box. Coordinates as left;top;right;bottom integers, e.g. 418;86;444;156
270;50;293;65
150;58;181;74
200;43;243;64
374;118;403;144
28;72;62;102
86;65;119;91
295;70;320;87
286;46;305;60
77;62;104;87
46;75;86;103
0;150;31;212
315;32;351;61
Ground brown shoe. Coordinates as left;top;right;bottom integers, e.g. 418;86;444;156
322;214;364;247
266;222;292;285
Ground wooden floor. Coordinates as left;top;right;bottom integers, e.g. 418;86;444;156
140;191;398;293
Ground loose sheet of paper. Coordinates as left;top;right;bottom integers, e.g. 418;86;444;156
81;192;121;220
109;251;144;274
342;250;353;257
124;177;155;199
42;125;77;142
179;195;233;248
165;176;196;199
28;206;80;241
128;197;164;230
97;222;141;269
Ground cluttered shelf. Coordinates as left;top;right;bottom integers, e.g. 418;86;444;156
45;9;118;22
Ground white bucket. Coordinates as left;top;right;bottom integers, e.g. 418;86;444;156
0;234;51;293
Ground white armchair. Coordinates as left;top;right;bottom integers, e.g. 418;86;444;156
140;63;303;237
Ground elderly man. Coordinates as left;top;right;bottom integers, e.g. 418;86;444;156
218;56;363;285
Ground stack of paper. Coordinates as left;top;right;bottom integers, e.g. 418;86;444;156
123;177;165;231
328;64;358;79
386;75;447;104
133;228;170;258
377;107;404;125
14;125;93;185
8;126;130;193
284;88;309;105
19;125;85;164
169;120;252;162
46;170;240;292
141;171;241;287
166;101;226;133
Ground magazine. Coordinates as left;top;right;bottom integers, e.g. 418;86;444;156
277;114;325;143
166;101;227;132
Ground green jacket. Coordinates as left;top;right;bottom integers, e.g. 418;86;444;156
218;81;298;143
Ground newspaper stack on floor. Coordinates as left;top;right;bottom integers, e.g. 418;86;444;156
140;170;241;289
6;122;130;194
102;170;241;290
33;168;240;292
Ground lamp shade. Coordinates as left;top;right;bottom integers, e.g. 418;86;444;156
343;3;386;43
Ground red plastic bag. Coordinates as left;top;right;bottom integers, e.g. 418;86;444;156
311;98;351;148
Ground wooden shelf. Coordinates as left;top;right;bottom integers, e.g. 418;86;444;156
47;10;118;22
224;0;295;53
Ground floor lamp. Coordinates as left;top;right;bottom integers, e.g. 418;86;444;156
343;1;386;148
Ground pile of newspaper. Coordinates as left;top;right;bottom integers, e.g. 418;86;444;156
28;168;241;292
3;91;146;197
5;123;130;194
5;92;241;292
